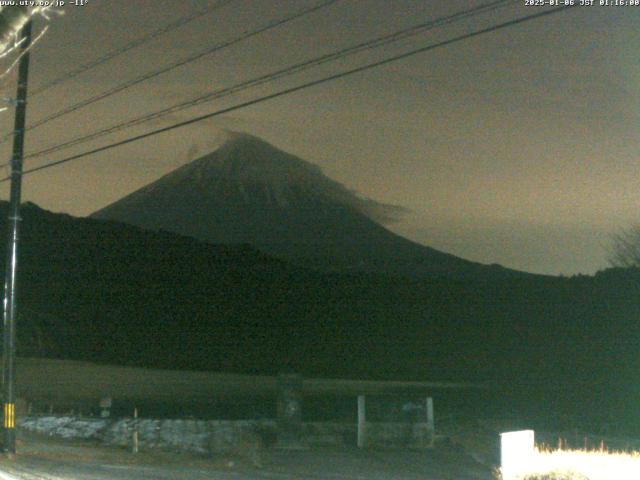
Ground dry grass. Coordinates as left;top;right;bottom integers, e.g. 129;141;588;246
498;447;640;480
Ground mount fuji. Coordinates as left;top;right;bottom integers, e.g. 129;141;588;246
92;132;521;279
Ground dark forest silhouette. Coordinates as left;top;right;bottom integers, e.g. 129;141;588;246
2;202;640;431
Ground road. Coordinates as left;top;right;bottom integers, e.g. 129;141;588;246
0;434;494;480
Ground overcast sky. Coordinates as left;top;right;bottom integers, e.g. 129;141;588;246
0;0;636;276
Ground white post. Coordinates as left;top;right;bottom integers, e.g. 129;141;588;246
426;397;434;446
357;395;366;448
132;407;139;454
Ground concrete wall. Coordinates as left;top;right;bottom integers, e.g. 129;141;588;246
18;416;433;454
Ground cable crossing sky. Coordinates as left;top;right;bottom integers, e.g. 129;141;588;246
23;0;518;161
0;3;577;183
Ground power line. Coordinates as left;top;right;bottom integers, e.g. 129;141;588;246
1;5;576;182
0;0;235;146
0;0;341;147
30;0;234;97
25;0;516;161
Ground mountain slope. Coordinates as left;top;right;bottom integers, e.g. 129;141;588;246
0;202;638;426
92;132;523;278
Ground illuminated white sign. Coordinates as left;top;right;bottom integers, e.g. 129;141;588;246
500;429;535;480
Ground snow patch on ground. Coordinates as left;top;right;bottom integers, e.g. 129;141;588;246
19;416;108;440
18;416;272;455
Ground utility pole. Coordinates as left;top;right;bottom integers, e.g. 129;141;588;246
2;17;32;455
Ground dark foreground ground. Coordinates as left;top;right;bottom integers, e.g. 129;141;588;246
0;432;494;480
